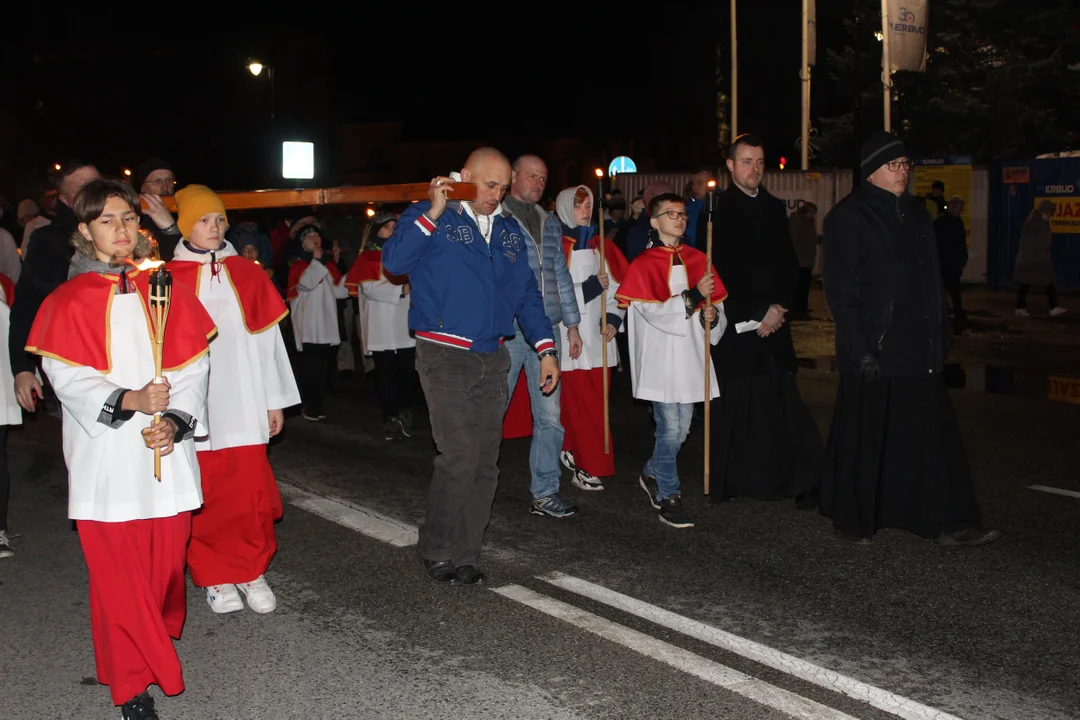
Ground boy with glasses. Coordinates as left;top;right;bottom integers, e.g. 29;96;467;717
615;193;727;528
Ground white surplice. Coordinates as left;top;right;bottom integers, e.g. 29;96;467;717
290;261;349;350
557;247;625;372
358;278;415;354
626;265;727;404
172;242;301;451
42;294;208;522
0;281;23;427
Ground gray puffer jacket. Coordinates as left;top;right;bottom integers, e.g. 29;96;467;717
504;197;580;330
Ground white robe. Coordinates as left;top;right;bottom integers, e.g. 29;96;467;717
43;293;208;523
172;242;301;451
0;283;23;426
358;278;414;354
558;247;625;372
626;265;727;404
290;261;349;350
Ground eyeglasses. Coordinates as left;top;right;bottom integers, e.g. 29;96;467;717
652;210;688;220
886;160;913;172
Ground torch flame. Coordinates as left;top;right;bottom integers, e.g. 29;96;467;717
137;258;165;271
594;168;603;178
707;180;716;189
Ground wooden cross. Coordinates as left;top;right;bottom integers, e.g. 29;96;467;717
141;182;476;212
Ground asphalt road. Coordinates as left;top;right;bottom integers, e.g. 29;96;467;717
2;366;1078;720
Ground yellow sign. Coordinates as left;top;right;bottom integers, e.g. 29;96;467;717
1048;376;1080;405
913;161;973;246
1035;196;1080;234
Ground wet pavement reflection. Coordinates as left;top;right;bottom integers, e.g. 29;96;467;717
797;357;1080;406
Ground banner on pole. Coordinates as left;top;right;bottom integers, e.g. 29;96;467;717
885;0;929;72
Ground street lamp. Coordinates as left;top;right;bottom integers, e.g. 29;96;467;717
246;60;275;119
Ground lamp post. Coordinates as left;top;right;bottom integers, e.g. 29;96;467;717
247;60;276;119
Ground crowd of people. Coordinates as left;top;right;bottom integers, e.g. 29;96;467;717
0;131;1017;719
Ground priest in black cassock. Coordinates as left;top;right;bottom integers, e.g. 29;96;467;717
818;131;1000;548
698;134;823;506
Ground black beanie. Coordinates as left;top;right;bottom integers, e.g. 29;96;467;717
859;131;907;180
136;157;173;190
369;210;397;232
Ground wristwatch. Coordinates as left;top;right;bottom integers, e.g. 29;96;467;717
538;348;558;361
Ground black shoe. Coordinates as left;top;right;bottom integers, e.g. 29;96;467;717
795;488;820;511
639;474;660;510
399;409;416;438
937;527;1001;549
384;418;404;440
455;564;486;586
658;495;694;528
121;691;158;720
421;559;460;585
835;530;872;545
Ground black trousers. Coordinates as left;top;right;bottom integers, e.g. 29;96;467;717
795;267;812;312
415;341;509;567
0;426;8;531
943;275;966;331
301;343;335;416
372;347;419;421
1017;284;1058;309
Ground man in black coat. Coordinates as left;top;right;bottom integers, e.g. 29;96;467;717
819;131;999;548
934;195;968;333
135;157;183;260
699;134;823;506
10;160;100;413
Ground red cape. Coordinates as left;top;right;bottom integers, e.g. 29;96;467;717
343;249;408;298
167;256;288;334
615;244;727;309
0;273;14;307
26;267;217;374
287;259;343;301
562;236;630;283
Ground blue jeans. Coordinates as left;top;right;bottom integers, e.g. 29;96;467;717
506;330;563;500
644;402;694;499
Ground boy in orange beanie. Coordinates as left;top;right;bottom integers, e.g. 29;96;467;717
168;184;300;616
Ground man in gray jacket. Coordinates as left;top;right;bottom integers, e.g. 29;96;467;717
504;154;583;518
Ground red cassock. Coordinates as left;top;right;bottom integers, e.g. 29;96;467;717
168;256;291;587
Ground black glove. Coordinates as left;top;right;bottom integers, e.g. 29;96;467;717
858;355;882;381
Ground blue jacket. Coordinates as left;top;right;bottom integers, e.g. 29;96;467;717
625;211;653;262
686;197;705;251
503;198;580;330
382;200;556;355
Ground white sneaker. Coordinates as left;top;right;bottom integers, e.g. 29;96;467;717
237;575;277;614
206;584;244;614
0;530;13;559
560;450;577;473
1050;306;1068;317
1015;308;1030;317
571;468;604;491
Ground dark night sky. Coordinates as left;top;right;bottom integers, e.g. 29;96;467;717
3;3;842;194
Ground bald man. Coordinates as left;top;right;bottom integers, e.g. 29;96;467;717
383;148;560;586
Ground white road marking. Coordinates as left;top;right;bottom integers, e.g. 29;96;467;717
277;480;418;547
492;584;859;720
538;572;966;720
1027;484;1080;500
